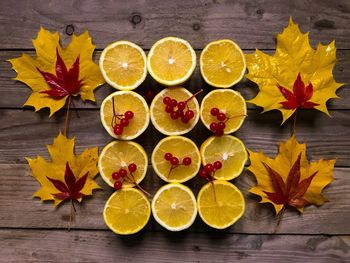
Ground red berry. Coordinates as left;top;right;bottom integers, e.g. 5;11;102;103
119;168;128;177
112;172;121;180
128;163;137;173
218;121;225;130
163;96;171;105
204;163;214;173
210;108;219;116
114;124;123;135
170;111;179;119
114;181;123;190
185;110;195;119
217;112;226;121
125;111;134;119
213;161;222;170
120;118;129;127
176;109;184;117
170;157;179;165
165;105;173;113
199;169;208;178
171;99;178;107
181;115;189;123
215;128;224;136
177;101;186;110
164;152;173;161
209;122;218;132
182;157;192;166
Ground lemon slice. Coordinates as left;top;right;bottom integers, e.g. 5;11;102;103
151;136;201;183
99;41;147;90
150;87;199;135
147;37;196;86
200;39;246;88
152;183;197;231
98;140;148;188
100;91;149;140
200;89;247;134
197;180;245;229
200;135;247;180
103;188;151;235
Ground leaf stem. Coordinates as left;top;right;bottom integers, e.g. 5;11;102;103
64;96;71;136
273;206;286;234
70;98;80;119
291;111;297;136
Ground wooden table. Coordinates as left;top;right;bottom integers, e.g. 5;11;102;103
1;0;349;262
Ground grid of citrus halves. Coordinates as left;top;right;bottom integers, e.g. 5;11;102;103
98;37;248;234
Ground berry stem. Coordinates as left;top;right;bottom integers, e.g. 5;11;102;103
127;173;151;196
210;180;217;203
185;89;203;103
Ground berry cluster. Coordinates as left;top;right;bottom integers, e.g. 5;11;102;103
199;160;222;181
112;163;138;190
209;107;228;136
164;152;192;166
112;110;134;135
163;96;195;123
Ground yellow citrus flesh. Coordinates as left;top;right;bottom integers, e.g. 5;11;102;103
151;136;201;183
197;180;245;229
200;135;247;180
200;39;246;88
98;141;148;188
150;87;199;135
200;89;247;134
99;41;147;90
152;183;197;231
103;188;151;235
147;37;196;86
100;91;149;140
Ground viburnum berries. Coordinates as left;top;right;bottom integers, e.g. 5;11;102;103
111;163;138;190
162;90;202;124
111;97;134;136
198;160;223;181
209;107;230;136
164;152;192;175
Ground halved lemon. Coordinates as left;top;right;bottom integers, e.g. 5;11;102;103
98;140;148;188
200;39;246;88
147;37;196;86
99;41;147;90
200;135;247;180
100;91;150;140
200;89;247;134
151;136;200;183
152;183;197;231
103;188;151;235
150;87;199;135
197;180;245;229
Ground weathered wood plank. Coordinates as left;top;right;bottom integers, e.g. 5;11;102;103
0;0;350;49
1;50;348;109
1;164;349;234
0;229;349;262
0;109;349;166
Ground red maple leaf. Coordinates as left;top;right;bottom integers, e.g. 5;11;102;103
277;73;319;110
37;48;83;99
47;162;88;203
262;153;318;210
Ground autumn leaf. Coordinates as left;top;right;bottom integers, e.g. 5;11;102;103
26;132;100;206
245;18;344;123
8;27;105;116
248;135;335;214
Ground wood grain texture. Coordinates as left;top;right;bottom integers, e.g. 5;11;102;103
1;164;349;235
0;109;349;166
0;0;350;49
1;50;348;109
0;229;349;263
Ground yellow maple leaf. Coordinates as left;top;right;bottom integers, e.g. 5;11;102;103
8;27;105;116
248;135;335;214
246;18;344;123
26;132;100;206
